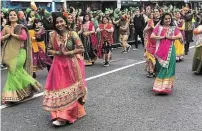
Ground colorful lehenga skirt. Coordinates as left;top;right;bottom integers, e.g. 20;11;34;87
32;41;52;72
145;51;156;73
174;39;184;60
153;46;176;94
192;45;202;74
2;49;41;103
43;55;87;123
82;36;97;65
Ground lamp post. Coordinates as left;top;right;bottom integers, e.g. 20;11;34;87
52;1;55;12
63;0;67;9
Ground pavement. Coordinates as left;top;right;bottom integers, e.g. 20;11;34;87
1;43;202;131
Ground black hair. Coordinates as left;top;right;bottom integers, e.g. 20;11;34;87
7;9;19;25
153;8;161;13
102;16;109;24
52;12;69;35
32;18;41;29
160;13;174;26
82;13;91;24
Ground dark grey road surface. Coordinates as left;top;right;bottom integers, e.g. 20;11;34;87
1;44;202;131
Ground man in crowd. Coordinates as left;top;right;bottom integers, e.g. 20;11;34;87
182;7;193;55
133;8;145;51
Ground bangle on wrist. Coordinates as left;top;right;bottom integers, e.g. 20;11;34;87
53;51;56;55
70;51;74;55
13;34;19;39
56;51;60;55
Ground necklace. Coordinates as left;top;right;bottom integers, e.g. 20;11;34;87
57;32;70;47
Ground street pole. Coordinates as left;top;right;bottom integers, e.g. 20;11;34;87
117;0;121;8
63;0;67;9
52;1;55;12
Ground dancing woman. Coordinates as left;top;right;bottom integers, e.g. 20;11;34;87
119;14;131;53
81;13;98;66
144;8;161;78
1;10;41;104
43;12;87;126
151;13;182;94
192;22;202;75
174;11;185;62
29;19;52;78
97;16;114;67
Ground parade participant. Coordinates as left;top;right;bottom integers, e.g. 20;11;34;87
151;13;182;94
43;12;87;126
29;19;52;78
27;11;36;29
133;8;145;50
174;11;185;62
41;11;54;72
1;11;7;30
153;8;161;27
76;15;82;35
97;16;114;67
182;7;193;55
18;11;27;26
143;8;161;78
112;8;121;44
192;22;202;75
81;13;98;66
41;12;53;30
144;12;156;78
67;13;76;31
119;14;131;53
1;10;41;104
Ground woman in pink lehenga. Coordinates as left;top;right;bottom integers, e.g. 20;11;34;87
144;8;161;78
43;12;87;126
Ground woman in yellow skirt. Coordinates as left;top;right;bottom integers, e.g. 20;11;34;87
29;19;52;78
174;11;185;62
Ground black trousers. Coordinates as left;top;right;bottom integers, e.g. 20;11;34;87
184;30;193;53
185;42;190;53
134;30;144;49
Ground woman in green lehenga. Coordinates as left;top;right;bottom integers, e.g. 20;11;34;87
150;13;182;95
1;10;42;104
192;23;202;75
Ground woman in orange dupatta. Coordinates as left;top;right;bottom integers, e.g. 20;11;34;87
97;16;114;66
43;12;87;126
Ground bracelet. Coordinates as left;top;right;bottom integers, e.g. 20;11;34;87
13;34;19;39
70;51;74;55
56;51;60;55
3;34;10;39
53;51;56;55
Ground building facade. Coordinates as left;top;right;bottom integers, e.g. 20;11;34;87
1;0;64;12
1;0;201;12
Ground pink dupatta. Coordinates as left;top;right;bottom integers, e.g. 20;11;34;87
153;25;180;68
89;21;98;48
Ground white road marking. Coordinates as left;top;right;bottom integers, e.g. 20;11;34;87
0;61;145;109
0;45;196;109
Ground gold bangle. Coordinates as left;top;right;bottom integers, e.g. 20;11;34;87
13;34;19;39
53;51;56;55
70;51;74;55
